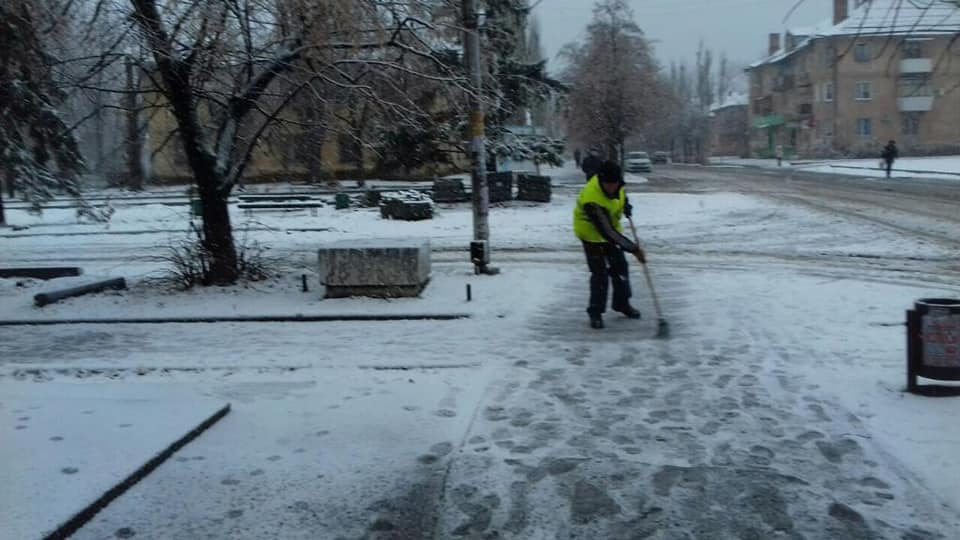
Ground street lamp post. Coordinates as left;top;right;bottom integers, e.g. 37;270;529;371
462;0;494;275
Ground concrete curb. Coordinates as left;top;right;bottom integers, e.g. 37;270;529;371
42;403;232;540
0;314;471;326
828;164;960;176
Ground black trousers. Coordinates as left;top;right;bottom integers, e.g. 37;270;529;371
885;160;893;178
582;241;632;316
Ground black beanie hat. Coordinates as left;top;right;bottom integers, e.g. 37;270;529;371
597;160;623;185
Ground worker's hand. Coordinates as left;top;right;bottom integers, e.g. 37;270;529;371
623;201;633;219
633;248;646;264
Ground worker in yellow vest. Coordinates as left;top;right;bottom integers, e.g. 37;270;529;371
573;161;646;329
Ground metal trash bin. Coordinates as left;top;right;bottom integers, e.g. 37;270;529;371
906;298;960;394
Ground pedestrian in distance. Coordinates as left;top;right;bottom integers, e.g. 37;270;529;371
574;148;582;168
573;160;646;329
775;144;784;167
581;147;603;182
881;140;898;179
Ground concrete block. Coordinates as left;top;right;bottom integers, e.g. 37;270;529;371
379;191;434;220
431;178;470;203
516;174;552;202
318;238;431;298
487;172;514;203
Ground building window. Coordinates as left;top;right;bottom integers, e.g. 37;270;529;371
823;45;836;66
856;118;873;136
855;82;872;101
854;42;871;63
902;112;921;135
903;40;925;59
897;78;933;97
823;82;834;102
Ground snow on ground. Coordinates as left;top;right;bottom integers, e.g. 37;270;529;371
711;155;960;181
684;270;960;508
2;164;960;538
1;382;228;540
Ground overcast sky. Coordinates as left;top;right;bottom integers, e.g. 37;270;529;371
533;0;835;70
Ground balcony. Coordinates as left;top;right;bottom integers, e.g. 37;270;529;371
898;96;934;112
900;58;932;74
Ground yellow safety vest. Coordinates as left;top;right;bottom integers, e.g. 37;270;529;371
573;176;625;243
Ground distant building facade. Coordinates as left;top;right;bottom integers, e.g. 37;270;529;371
746;0;960;158
710;92;749;157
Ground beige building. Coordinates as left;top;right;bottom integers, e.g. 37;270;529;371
747;0;960;158
144;93;466;185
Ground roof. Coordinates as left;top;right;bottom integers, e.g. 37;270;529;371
748;0;960;69
710;92;749;112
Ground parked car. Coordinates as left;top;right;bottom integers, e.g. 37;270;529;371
652;151;670;164
624;151;653;173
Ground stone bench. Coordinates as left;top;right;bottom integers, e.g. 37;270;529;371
487;172;514;203
431;178;470;203
317;238;431;298
238;202;325;216
516;174;552;202
379;191;434;221
0;267;82;280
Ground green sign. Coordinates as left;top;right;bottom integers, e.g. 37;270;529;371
753;114;786;129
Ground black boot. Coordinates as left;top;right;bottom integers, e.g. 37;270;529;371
589;313;604;329
613;304;642;319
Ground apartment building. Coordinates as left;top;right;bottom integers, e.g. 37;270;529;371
747;0;960;158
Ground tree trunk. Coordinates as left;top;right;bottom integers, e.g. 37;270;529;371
167;87;239;284
3;168;11;200
126;59;145;191
198;179;239;285
354;104;369;187
94;70;105;175
616;139;625;172
0;183;5;226
306;103;324;184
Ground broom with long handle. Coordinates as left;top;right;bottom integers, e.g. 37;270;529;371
626;216;670;339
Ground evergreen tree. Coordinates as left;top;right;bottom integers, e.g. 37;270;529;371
0;1;92;224
482;0;564;168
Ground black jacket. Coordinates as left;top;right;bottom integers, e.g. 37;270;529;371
582;202;639;253
882;143;898;162
581;155;603;180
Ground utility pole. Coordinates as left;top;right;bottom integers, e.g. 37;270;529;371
463;0;495;275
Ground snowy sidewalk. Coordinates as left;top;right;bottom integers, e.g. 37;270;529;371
1;382;228;540
710;156;960;181
428;270;960;538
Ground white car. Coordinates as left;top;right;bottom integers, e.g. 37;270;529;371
625;151;653;173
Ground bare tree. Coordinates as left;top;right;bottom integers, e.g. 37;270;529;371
716;52;731;105
112;0;467;284
693;40;713;163
560;0;661;168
